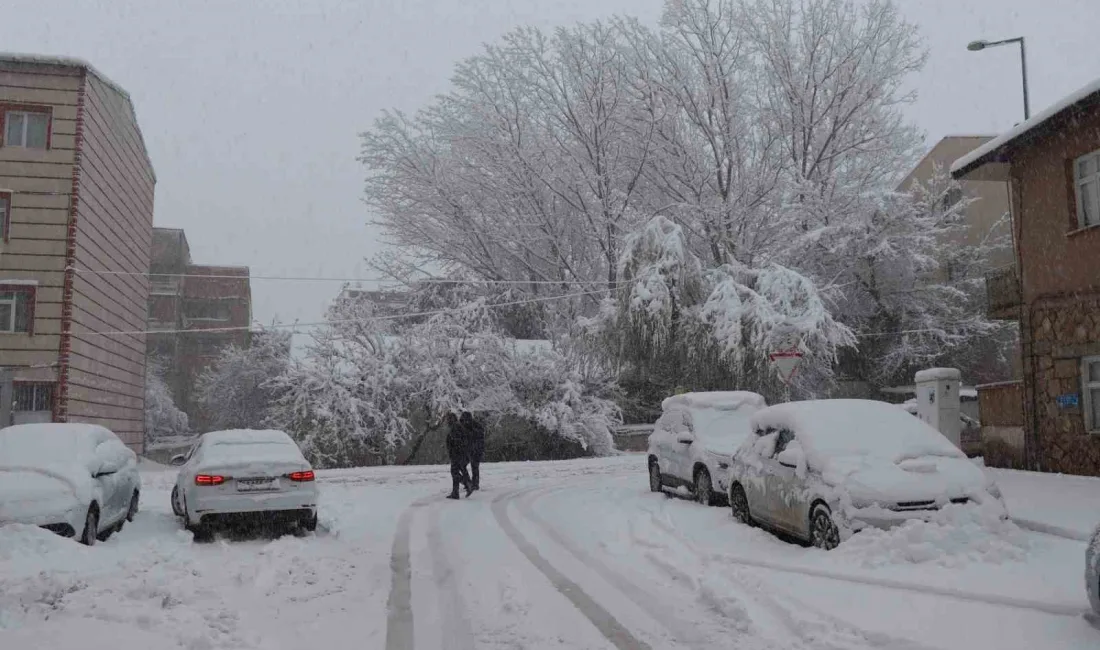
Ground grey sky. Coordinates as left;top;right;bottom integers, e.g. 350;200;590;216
1;0;1096;342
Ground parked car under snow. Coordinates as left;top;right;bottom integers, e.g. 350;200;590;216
0;423;140;545
726;399;1005;549
647;391;766;506
170;429;318;540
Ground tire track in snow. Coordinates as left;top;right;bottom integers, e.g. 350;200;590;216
491;487;655;650
425;500;477;650
641;489;1087;619
511;485;739;650
385;496;434;650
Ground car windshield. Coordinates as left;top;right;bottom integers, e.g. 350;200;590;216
692;408;755;440
0;426;95;466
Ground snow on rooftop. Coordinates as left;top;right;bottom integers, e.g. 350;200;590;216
661;391;766;412
914;368;961;383
951;76;1100;176
0;279;40;286
0;52;156;182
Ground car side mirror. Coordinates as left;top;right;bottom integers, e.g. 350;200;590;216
676;434;694;445
776;447;804;469
169;454;188;466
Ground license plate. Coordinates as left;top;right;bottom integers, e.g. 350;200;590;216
236;478;278;492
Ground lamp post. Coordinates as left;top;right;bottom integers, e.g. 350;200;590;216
967;37;1030;120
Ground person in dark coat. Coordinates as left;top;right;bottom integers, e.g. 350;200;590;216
445;412;473;499
460;411;485;491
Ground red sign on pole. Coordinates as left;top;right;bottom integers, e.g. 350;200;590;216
769;347;803;384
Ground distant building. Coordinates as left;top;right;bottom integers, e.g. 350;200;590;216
147;227;251;431
953;78;1100;476
896;135;1015;275
0;54;156;451
340;287;410;318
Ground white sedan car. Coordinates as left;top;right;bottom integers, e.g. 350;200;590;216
647;391;767;506
0;423;140;545
727;399;1005;549
170;429;318;539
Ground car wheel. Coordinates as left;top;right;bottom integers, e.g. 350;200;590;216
171;486;183;517
127;491;139;522
694;468;716;506
648;461;662;493
810;505;840;550
79;506;98;546
729;484;753;526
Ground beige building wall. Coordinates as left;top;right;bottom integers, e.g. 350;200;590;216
0;64;80;385
897;135;1014;273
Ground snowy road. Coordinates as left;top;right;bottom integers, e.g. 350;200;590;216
1;455;1097;649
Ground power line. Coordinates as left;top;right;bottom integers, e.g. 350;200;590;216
83;287;611;337
70;267;624;286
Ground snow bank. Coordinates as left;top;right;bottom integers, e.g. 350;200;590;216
0;523;86;562
835;504;1031;568
661;391;766;412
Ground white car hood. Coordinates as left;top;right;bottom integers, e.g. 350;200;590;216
700;434;749;458
0;467;86;522
829;455;987;504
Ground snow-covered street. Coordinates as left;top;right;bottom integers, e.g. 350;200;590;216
1;456;1097;650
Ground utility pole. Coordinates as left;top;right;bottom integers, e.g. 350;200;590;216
0;368;13;428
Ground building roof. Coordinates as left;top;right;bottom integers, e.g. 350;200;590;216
0;52;156;182
951;77;1100;178
895;135;995;192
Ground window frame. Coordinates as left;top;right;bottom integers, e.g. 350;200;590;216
0;284;37;334
0;105;52;150
13;382;55;413
1083;356;1100;434
1073;149;1100;230
0;191;10;243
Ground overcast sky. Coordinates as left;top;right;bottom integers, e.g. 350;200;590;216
2;0;1097;341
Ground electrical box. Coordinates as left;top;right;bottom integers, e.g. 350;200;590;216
914;367;962;448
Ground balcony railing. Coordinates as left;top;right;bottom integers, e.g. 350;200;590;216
985;266;1020;320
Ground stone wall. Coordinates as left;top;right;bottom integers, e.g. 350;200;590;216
1028;294;1100;475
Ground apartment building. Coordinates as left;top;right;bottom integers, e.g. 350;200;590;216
147;227;251;430
953;78;1100;476
0;55;155;451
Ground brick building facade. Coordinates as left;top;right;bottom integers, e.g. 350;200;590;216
147;228;251;431
954;79;1100;475
0;55;155;451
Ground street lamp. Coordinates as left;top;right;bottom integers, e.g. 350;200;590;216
967;37;1030;120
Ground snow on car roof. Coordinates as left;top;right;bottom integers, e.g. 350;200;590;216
0;423;109;462
202;429;295;446
750;399;964;465
661;391;766;412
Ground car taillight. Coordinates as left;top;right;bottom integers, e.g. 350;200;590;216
288;470;315;482
195;474;226;486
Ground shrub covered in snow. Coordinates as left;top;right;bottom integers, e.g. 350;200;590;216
144;356;188;441
196;330;293;431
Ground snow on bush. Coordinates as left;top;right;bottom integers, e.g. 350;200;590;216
269;294;620;468
834;504;1031;568
144;356;188;441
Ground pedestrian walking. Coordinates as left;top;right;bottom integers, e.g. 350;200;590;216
460;411;485;491
445;412;473;500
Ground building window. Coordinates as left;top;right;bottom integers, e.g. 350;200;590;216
2;109;50;149
1074;149;1100;229
187;301;230;321
1084;356;1100;433
14;383;53;412
0;192;9;242
0;285;35;333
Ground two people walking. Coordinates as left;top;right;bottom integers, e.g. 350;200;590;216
446;411;485;500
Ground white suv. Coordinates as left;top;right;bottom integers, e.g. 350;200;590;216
647;391;766;506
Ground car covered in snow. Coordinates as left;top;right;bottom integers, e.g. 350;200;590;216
0;423;140;545
726;399;1005;549
170;429;318;539
647;391;767;506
